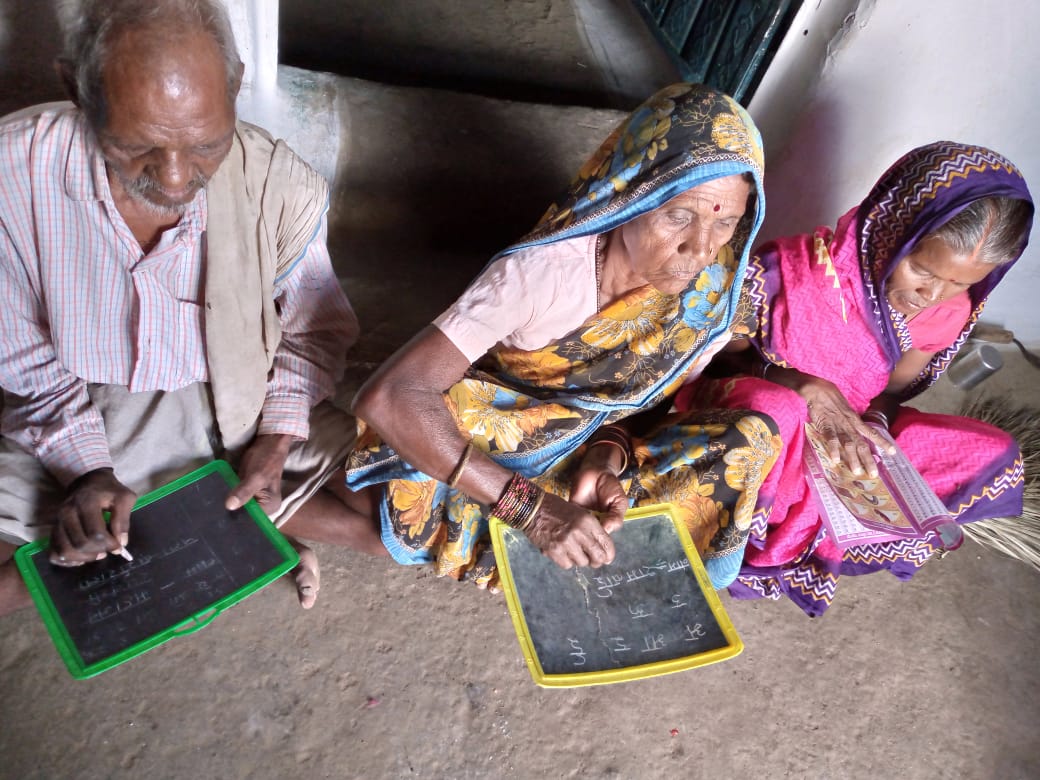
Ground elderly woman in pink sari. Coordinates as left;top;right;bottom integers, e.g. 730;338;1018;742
676;141;1034;616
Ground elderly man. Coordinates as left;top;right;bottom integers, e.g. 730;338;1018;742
0;0;366;613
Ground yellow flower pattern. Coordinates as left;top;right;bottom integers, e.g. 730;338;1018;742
493;344;576;389
448;380;580;454
715;98;765;173
388;479;438;541
581;291;679;356
723;415;782;531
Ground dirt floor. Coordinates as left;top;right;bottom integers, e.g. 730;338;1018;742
2;2;1040;779
2;489;1038;779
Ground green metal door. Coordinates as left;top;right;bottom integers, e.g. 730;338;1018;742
633;0;801;105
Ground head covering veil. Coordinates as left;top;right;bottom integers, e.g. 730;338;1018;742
498;82;765;344
856;141;1033;394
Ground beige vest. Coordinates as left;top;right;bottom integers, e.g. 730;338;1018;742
204;122;329;451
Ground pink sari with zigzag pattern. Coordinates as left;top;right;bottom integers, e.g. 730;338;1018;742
677;142;1032;616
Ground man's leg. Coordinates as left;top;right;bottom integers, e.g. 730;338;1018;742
0;434;67;619
267;403;388;608
279;473;387;609
281;471;386;553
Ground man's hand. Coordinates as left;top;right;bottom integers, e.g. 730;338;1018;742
225;433;293;514
50;468;136;567
525;492;617;569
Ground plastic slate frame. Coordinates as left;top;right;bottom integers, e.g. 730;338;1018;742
14;459;299;680
490;502;743;688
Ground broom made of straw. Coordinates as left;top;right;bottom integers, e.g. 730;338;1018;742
958;396;1040;572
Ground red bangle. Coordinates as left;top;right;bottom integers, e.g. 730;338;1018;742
491;473;543;532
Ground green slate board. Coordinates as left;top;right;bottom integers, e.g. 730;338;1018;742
15;460;298;679
491;503;742;687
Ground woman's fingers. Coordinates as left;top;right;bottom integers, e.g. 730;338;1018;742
859;422;897;455
814;411;880;476
841;437;878;477
532;494;616;569
555;521;615;569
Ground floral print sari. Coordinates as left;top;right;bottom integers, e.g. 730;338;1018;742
346;83;780;588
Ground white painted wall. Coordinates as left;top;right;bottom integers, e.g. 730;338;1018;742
223;0;277;112
749;0;1040;343
222;0;340;185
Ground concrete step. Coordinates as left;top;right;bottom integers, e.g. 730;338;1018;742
243;66;627;366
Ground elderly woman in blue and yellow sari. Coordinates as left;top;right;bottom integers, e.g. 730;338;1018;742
337;83;781;590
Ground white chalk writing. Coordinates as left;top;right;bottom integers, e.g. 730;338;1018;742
607;636;631;653
628;604;653;620
594;573;624;598
86;591;152;625
568;638;587;666
641;634;666;653
185;558;218;578
683;623;707;642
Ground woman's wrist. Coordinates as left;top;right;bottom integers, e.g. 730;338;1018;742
583;440;627;477
756;359;772;381
586;425;632;477
862;409;890;428
490;472;544;532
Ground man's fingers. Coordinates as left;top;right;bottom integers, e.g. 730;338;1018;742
227;477;282;513
81;506;120;552
225;480;257;511
49;523;92;566
55;505;90;550
49;523;73;565
108;490;136;544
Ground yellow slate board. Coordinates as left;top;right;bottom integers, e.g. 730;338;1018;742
490;503;742;687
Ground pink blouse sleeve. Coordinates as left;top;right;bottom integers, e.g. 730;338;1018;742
433;236;598;363
906;291;971;352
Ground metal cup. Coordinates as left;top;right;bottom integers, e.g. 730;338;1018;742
946;343;1003;390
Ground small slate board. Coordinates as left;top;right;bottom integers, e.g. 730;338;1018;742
15;460;298;679
491;503;742;687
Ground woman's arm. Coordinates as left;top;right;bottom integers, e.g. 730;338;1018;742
885;347;936;394
352;325;618;568
858;347;938;437
748;353;894;476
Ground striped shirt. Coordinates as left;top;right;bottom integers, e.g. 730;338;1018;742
0;106;358;485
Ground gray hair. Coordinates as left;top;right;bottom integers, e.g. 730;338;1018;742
927;196;1033;266
59;0;241;129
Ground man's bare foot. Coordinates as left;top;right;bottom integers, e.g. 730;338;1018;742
290;541;320;609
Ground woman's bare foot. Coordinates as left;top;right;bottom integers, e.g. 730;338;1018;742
290;540;321;609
